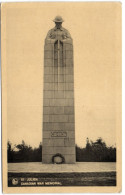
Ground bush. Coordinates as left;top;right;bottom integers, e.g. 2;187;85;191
7;138;116;163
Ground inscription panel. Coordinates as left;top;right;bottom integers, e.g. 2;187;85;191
51;131;67;137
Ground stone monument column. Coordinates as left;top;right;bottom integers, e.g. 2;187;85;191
42;16;75;164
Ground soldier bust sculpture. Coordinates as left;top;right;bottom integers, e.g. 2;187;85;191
42;16;75;164
45;16;72;44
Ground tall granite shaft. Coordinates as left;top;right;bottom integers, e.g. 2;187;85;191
42;24;75;163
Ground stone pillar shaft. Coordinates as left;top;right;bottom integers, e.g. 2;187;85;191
42;39;75;164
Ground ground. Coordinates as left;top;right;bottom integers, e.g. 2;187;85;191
8;162;116;187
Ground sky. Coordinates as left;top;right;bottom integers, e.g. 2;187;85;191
2;2;121;148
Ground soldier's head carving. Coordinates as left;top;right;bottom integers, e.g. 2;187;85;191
53;16;64;29
45;16;72;42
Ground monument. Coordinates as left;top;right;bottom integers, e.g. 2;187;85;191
42;16;75;164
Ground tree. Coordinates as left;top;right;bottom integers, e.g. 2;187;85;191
7;141;14;162
7;139;116;163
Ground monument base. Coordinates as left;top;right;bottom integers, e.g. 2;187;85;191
8;162;116;173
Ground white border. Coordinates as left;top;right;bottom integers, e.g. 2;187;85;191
0;0;124;195
0;0;123;2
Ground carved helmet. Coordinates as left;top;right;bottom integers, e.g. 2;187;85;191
53;16;64;23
